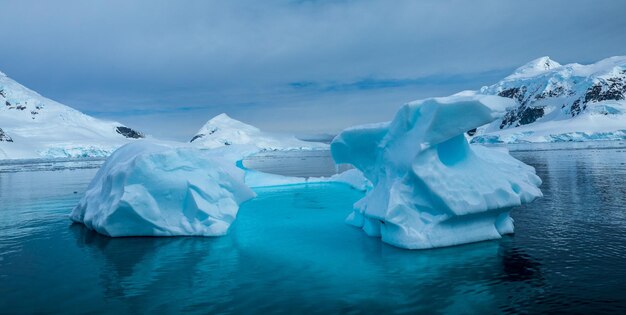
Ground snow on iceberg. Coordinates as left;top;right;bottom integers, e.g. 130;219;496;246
70;141;255;237
331;93;543;249
190;113;328;151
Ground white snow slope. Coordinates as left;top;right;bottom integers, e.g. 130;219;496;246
472;56;626;143
0;71;145;159
190;113;328;151
331;92;542;249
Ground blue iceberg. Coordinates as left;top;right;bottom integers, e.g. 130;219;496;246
70;142;256;237
331;93;543;249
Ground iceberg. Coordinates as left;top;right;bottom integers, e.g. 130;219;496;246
70;141;255;237
331;93;543;249
69;137;368;238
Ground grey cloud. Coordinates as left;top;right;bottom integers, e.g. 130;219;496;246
0;0;625;139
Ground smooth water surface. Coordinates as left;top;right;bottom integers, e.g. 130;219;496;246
243;150;351;177
1;146;626;314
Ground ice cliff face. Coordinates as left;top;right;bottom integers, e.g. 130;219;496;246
0;71;144;159
331;93;543;249
473;56;626;143
190;113;328;151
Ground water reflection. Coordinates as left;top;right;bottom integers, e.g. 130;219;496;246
243;150;351;177
70;224;241;313
498;243;543;283
510;148;626;313
230;183;540;313
67;182;549;313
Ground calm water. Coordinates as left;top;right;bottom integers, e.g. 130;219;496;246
1;146;626;314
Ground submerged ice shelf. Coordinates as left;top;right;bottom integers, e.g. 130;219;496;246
331;93;543;249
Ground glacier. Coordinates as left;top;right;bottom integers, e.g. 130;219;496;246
331;93;543;249
70;142;256;237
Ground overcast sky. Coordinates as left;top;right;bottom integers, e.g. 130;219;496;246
1;0;625;140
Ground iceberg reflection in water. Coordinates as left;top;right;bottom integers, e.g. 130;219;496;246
1;146;626;313
67;183;536;314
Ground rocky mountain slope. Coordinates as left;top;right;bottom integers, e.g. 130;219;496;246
0;70;144;159
472;56;626;143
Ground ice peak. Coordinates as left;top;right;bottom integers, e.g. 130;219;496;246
0;70;6;77
191;113;328;150
523;56;561;71
202;113;256;130
506;56;562;79
210;113;233;122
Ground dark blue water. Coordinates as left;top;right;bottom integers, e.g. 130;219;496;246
1;147;626;314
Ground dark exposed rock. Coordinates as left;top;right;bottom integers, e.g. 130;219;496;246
535;86;565;100
584;76;626;104
497;86;545;128
467;128;477;136
0;128;13;142
190;134;204;143
500;106;545;129
498;87;527;103
500;111;517;129
190;127;217;143
115;126;144;139
16;105;26;110
0;90;5;98
571;100;582;116
5;101;9;106
518;107;544;125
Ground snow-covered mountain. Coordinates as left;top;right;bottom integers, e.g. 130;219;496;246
190;113;327;151
471;56;626;143
0;71;145;159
